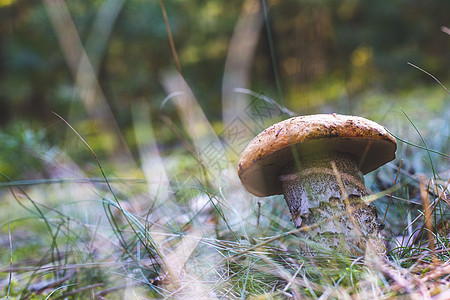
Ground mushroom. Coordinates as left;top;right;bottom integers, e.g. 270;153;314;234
238;114;397;255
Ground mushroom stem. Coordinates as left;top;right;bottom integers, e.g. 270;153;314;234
279;151;384;255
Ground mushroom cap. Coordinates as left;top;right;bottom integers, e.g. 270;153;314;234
238;114;397;197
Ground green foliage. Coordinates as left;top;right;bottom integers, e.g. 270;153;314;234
0;0;449;129
0;122;54;178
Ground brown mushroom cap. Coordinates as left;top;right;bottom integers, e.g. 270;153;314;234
238;114;397;197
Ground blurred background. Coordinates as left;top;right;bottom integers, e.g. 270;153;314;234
0;0;448;179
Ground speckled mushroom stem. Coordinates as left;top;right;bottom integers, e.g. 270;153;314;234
279;151;384;255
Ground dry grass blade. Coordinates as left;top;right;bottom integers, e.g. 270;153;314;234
28;270;76;294
421;262;450;282
43;0;135;166
222;0;264;124
383;159;403;225
256;253;302;299
233;88;297;117
376;258;431;299
331;161;361;236
132;103;172;201
441;26;450;36
159;0;182;75
408;178;450;252
54;283;104;300
95;283;143;299
6;215;13;299
407;62;450;95
439;179;450;207
420;175;438;264
160;72;228;190
433;289;450;300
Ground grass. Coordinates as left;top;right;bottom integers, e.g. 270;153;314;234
1;2;449;299
0;87;448;299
